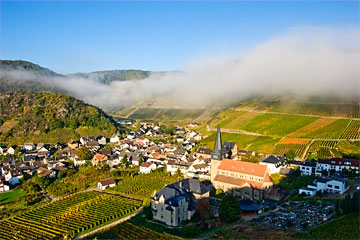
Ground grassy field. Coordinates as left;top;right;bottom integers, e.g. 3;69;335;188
211;110;260;129
199;132;279;153
296;212;360;240
234;99;360;118
288;118;337;138
0;190;24;204
126;108;205;121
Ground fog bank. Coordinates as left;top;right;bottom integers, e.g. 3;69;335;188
2;26;359;109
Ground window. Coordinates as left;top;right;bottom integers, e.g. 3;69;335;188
328;184;332;188
335;186;339;189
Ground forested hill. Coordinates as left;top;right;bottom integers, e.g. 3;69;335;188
0;92;119;144
0;60;62;77
69;70;152;84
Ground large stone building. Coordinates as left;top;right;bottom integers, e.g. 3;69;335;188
210;125;273;200
151;178;209;226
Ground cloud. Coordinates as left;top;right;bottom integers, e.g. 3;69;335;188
2;25;359;109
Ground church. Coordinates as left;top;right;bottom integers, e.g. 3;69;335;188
210;125;273;201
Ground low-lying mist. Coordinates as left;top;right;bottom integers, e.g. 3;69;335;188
2;26;359;110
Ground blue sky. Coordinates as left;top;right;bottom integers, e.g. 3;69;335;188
1;1;359;74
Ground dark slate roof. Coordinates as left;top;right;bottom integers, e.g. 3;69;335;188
240;199;264;211
153;179;209;207
154;185;188;207
172;178;209;195
262;155;280;164
316;177;329;183
302;161;317;167
223;142;236;150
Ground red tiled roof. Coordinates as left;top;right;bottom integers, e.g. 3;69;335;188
141;162;153;168
99;179;116;186
213;175;264;189
93;153;107;161
218;159;267;177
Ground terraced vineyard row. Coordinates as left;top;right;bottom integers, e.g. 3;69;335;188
109;170;177;199
0;192;142;240
91;221;182;239
273;144;307;156
307;140;341;158
340;120;360;139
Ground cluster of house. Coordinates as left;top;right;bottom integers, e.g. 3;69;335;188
292;158;359;196
0;142;69;192
0;123;204;192
150;125;359;227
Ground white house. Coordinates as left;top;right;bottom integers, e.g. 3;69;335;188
299;162;316;176
260;155;286;175
315;158;360;176
0;146;7;155
22;143;35;151
140;162;157;174
0;181;10;192
6;146;16;155
110;135;120;144
299;177;349;196
97;179;116;190
299;186;317;196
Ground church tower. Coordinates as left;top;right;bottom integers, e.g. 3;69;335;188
210;124;225;182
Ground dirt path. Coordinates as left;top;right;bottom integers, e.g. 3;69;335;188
232;108;359;120
78;208;143;239
125;107;139;118
48;187;97;202
301;139;315;159
206;124;271;137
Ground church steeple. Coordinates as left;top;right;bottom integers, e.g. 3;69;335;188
211;124;225;160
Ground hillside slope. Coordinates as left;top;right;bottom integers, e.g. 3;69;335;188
0;92;118;144
69;70;152;84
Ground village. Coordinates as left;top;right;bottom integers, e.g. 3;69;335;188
0;121;359;234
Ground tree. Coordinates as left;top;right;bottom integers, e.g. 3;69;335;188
270;173;283;185
174;168;184;181
121;154;128;167
195;198;214;220
77;147;93;160
138;157;144;166
215;188;224;195
102;164;110;171
219;195;240;223
335;200;340;216
285;149;297;161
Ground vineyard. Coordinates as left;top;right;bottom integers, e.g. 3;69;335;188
307;140;341;159
0;191;142;240
108;170;178;199
298;212;360;240
90;221;182;239
340;120;360;139
273;144;307;157
288;118;336;138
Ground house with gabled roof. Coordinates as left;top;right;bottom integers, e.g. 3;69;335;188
140;161;157;174
92;153;108;167
151;178;209;226
98;179;116;190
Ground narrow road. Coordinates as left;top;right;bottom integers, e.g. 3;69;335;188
231;108;359;120
206;124;271;137
125;107;139;118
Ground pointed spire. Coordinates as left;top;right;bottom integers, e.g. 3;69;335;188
211;124;224;160
214;124;223;151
